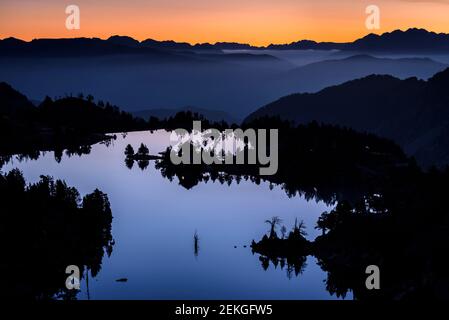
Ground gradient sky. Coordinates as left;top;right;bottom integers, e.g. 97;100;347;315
1;0;449;45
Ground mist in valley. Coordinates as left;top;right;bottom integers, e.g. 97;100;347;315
1;50;448;120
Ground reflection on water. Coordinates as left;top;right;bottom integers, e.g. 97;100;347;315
1;130;349;300
258;255;308;280
194;231;200;259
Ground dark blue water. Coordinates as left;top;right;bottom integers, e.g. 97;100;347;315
2;130;351;300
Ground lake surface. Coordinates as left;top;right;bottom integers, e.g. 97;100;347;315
1;130;352;300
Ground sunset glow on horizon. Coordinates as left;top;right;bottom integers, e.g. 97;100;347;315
1;0;449;46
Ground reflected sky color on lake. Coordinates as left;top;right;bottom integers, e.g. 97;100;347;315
2;130;352;300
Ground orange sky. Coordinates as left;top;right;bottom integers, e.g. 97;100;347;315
1;0;449;45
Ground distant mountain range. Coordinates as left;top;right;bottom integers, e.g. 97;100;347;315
1;51;446;119
245;67;449;167
2;28;449;57
267;28;449;52
274;54;447;92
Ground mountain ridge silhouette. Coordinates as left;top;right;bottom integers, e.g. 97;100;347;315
3;28;449;56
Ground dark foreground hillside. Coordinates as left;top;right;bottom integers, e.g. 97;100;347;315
0;82;146;155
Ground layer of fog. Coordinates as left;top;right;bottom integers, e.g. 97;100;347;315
1;50;447;121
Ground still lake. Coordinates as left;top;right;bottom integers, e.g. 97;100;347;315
2;130;352;300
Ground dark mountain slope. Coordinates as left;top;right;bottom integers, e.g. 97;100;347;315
245;68;449;167
0;82;35;113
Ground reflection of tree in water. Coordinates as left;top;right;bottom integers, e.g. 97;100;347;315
125;158;134;169
153;143;367;205
258;255;307;280
70;117;448;300
64;145;92;158
250;169;449;300
252;218;310;280
0;145;93;168
0;155;12;168
0;169;114;300
149;120;449;300
1;151;42;168
313;180;449;300
193;231;200;259
150;114;410;204
123;143;156;171
137;160;150;171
